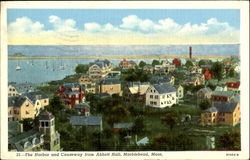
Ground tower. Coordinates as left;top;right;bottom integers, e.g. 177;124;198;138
189;46;192;59
38;111;60;151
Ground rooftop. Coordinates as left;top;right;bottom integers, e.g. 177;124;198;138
152;83;176;94
211;91;234;97
8;96;28;108
70;116;102;126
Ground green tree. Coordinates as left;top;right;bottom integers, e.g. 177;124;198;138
161;111;180;130
185;60;193;68
139;61;147;68
47;95;66;115
199;98;212;110
228;68;237;78
108;105;130;124
132;116;146;134
75;64;89;74
20;118;34;132
198;59;206;67
211;62;224;83
216;130;240;150
152;60;160;67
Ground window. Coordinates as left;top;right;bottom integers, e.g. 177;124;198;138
213;119;215;123
13;89;15;91
37;102;40;105
9;88;12;91
150;95;153;98
162;95;165;98
26;111;29;115
208;113;211;117
150;101;154;105
155;95;158;99
154;90;156;93
41;122;45;127
172;97;175;100
44;100;47;103
9;110;11;114
161;102;163;105
151;90;152;92
14;110;17;114
45;122;49;127
213;113;215;117
208;120;211;122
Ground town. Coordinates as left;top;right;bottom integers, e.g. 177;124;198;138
8;47;240;151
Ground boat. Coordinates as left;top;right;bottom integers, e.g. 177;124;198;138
45;61;49;69
16;66;21;70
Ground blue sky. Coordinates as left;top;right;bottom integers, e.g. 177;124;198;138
7;9;240;45
8;9;240;30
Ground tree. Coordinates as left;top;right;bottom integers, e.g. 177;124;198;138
185;60;193;68
198;59;206;67
161;111;180;130
216;130;240;150
20;118;34;132
211;62;224;83
139;61;147;68
199;98;212;110
132;116;146;134
75;64;89;74
152;60;160;67
228;68;237;78
108;105;130;124
47;95;66;115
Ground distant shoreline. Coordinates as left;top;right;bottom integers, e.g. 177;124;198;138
8;55;235;60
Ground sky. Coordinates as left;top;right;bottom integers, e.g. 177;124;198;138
7;9;240;45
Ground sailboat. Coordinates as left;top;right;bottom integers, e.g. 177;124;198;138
16;60;21;71
59;59;65;70
45;61;49;69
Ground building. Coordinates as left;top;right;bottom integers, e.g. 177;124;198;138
22;91;49;116
165;64;176;72
98;78;121;95
8;82;36;96
70;116;103;131
189;66;202;74
8;96;35;121
143;64;154;73
200;102;240;126
197;87;212;103
214;85;228;92
113;123;133;133
174;85;184;100
123;82;150;103
78;75;96;93
38;111;60;151
204;68;212;80
150;75;175;85
225;82;240;91
172;58;181;67
211;91;234;102
183;76;201;86
119;59;137;68
146;83;177;108
56;83;85;108
88;59;114;80
74;102;91;116
8;111;60;151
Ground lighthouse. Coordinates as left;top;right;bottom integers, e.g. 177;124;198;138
189;46;192;59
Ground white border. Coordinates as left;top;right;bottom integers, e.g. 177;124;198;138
1;1;249;160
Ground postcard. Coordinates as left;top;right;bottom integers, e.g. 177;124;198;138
0;1;249;160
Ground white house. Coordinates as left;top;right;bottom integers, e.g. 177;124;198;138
146;83;177;108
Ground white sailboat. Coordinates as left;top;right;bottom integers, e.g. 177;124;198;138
59;59;65;70
45;61;49;69
16;60;21;71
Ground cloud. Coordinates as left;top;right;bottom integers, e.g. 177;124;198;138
49;15;77;32
8;15;239;45
8;17;44;34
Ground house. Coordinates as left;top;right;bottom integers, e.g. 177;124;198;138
200;102;240;126
119;59;137;68
123;82;150;103
8;96;35;121
189;66;202;74
98;78;121;95
172;58;181;67
211;91;234;102
22;91;49;116
70;116;103;131
136;137;149;146
225;82;240;91
78;75;96;93
150;75;175;85
214;85;227;91
74;102;90;116
197;87;212;103
143;64;154;73
204;68;212;80
174;85;184;100
154;65;163;71
113;122;133;133
8;82;36;96
8;111;60;151
165;64;176;72
56;83;85;108
183;76;201;86
88;59;114;80
146;83;177;108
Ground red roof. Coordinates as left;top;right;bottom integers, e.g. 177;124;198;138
226;82;240;88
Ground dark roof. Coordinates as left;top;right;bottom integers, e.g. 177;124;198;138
152;83;176;94
198;87;212;93
70;116;102;126
211;91;234;97
8;96;27;108
75;103;90;109
113;123;133;129
150;75;173;84
8;121;21;138
38;111;54;120
63;83;81;89
22;91;48;104
8;129;41;151
101;78;120;85
213;102;239;113
9;83;36;93
202;107;218;112
89;59;112;68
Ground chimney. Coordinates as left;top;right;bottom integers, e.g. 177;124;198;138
189;46;192;59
